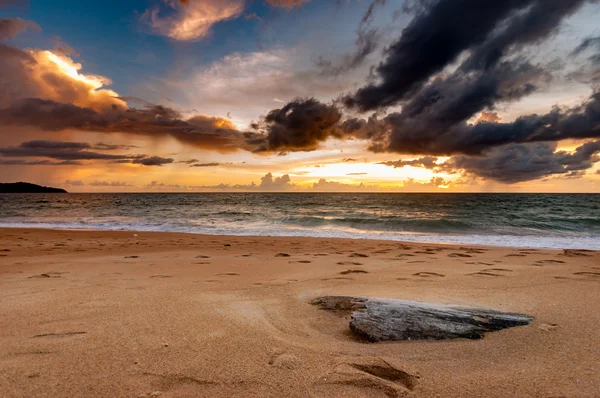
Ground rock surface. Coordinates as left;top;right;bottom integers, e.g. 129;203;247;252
311;296;534;342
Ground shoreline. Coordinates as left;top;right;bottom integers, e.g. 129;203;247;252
1;228;599;397
0;225;597;250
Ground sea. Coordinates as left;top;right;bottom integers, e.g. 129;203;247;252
0;193;599;250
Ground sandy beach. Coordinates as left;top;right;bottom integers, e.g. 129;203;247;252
1;228;599;397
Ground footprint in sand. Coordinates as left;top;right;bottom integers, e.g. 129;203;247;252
125;256;139;259
505;253;526;257
314;254;329;257
413;272;445;278
32;331;87;339
340;269;369;275
561;249;593;257
555;272;600;282
349;253;369;258
337;261;363;266
396;253;415;258
195;255;210;259
482;268;513;272
538;323;559;332
150;275;174;279
268;352;303;370
275;253;291;257
469;271;506;277
372;250;392;254
313;356;419;397
289;260;312;264
28;271;66;279
216;273;240;277
531;259;566;267
448;253;472;258
407;260;426;263
573;272;600;278
321;277;354;281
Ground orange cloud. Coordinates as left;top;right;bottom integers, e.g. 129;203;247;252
141;0;244;41
476;110;503;124
25;50;126;111
265;0;311;8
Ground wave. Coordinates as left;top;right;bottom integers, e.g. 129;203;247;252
279;215;474;233
1;220;599;250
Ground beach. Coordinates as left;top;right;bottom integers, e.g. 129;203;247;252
1;228;599;397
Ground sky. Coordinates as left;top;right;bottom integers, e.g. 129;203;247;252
0;0;600;192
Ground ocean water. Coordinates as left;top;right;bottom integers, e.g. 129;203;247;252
0;193;599;249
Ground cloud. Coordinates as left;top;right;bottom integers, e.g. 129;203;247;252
140;0;244;41
190;162;221;167
0;98;251;152
0;23;250;152
189;172;293;191
89;181;135;187
265;0;311;8
312;178;370;191
178;159;199;164
343;0;588;112
0;27;125;111
0;17;39;40
449;141;600;183
146;181;185;189
131;156;174;166
316;0;386;75
259;172;291;189
0;140;139;161
94;143;140;151
379;156;438;169
64;180;84;186
252;98;344;152
0;159;81;166
330;0;600;158
380;140;600;183
0;140;175;166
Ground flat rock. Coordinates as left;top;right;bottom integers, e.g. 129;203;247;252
311;296;533;342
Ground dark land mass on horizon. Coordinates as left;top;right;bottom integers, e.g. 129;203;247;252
0;182;67;193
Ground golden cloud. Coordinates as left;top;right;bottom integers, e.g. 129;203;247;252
141;0;244;41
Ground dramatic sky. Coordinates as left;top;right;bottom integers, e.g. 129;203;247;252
1;0;600;192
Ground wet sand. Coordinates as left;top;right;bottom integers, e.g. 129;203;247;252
1;228;599;397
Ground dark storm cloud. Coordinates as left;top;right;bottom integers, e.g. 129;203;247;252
448;141;600;183
383;61;549;155
343;0;538;111
333;0;599;158
252;98;344;152
460;0;588;72
380;140;600;183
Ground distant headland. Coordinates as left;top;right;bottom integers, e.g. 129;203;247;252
0;182;67;193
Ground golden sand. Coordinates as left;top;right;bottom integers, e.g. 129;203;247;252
1;229;599;397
